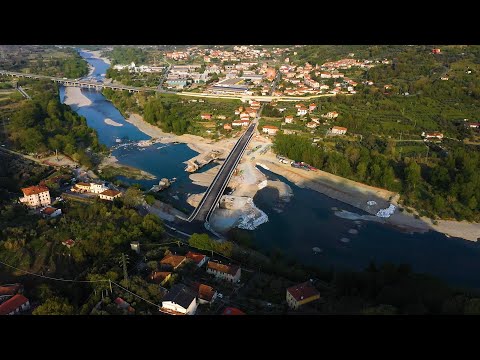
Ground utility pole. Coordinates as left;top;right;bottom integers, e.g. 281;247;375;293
120;253;129;287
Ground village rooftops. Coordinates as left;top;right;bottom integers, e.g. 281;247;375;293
287;281;320;302
21;185;49;196
332;126;347;131
100;189;121;197
76;182;91;187
0;294;29;315
207;261;240;276
262;125;279;130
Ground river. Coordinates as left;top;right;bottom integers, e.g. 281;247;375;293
61;49;480;290
59;50;206;211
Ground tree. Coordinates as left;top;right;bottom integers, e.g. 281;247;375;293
404;161;421;191
189;233;213;251
145;194;156;205
123;187;144;208
32;297;75;315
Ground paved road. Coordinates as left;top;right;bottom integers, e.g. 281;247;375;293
187;120;257;223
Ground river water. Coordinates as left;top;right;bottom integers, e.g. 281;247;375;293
59;50;206;211
61;49;480;290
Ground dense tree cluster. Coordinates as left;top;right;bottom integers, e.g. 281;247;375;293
106;46;148;66
274;133;480;220
6;80;106;167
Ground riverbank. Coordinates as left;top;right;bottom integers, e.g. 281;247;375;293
63;87;92;109
83;49;111;65
98;154;156;180
255;150;480;242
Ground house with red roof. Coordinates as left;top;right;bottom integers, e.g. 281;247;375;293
185;251;208;267
286;281;320;310
206;261;241;283
62;239;76;248
0;294;30;315
19;185;51;208
41;206;62;218
331;126;347;135
297;107;308;116
262;125;279;136
160;254;186;270
200;113;212;120
192;283;217;304
99;189;122;201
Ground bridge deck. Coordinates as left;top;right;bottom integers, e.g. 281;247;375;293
188;121;256;223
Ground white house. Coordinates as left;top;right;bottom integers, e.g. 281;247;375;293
285;115;294;124
40;206;62;218
331;126;347;135
306;122;318;129
422;131;444;140
322;111;339;119
20;185;51;208
185;251;208;268
161;284;198;315
262;125;279;136
90;183;108;194
99;189;122;201
297;107;308;116
195;284;217;305
206;261;241;283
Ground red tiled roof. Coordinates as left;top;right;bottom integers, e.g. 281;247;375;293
185;251;206;264
263;125;279;130
332;126;347;131
198;284;216;302
207;261;240;276
41;207;58;215
21;185;49;196
0;284;22;297
62;239;75;246
222;307;245;315
114;297;125;305
100;189;121;197
287;281;320;302
160;255;186;269
0;294;29;315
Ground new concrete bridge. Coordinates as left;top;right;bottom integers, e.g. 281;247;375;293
187;118;257;226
